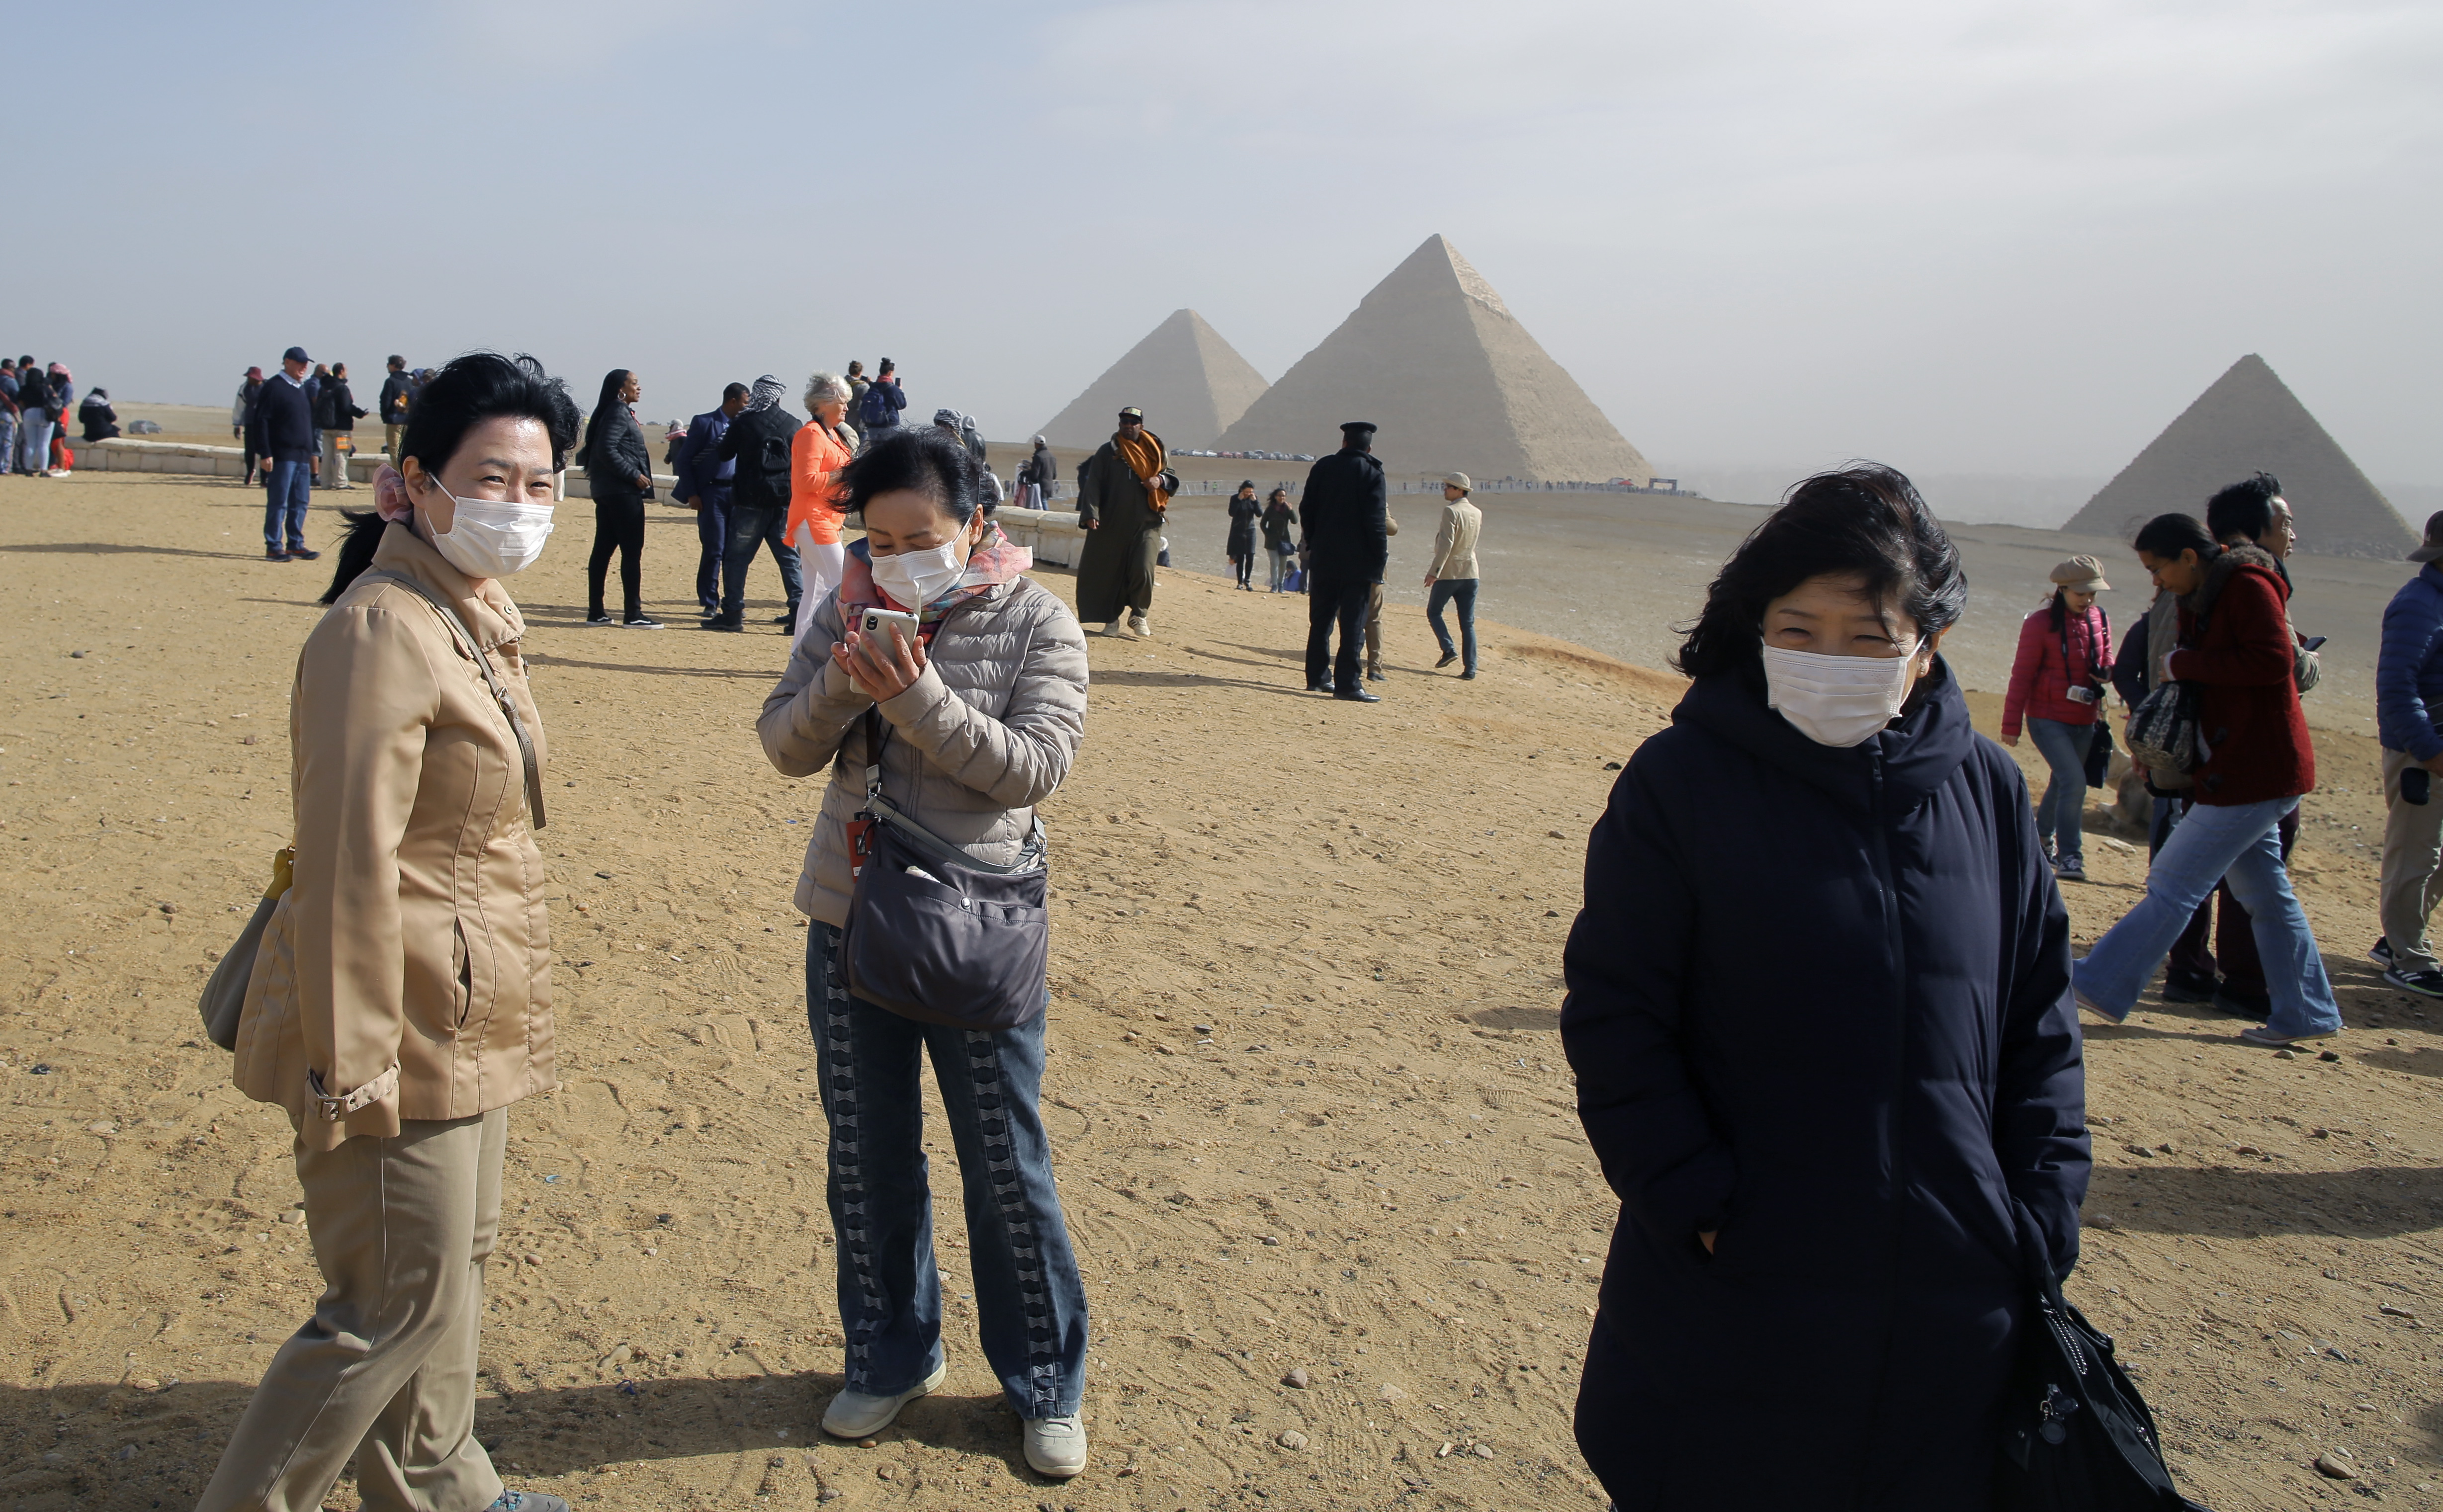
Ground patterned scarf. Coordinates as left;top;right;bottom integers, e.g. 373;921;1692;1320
839;521;1033;627
746;374;785;412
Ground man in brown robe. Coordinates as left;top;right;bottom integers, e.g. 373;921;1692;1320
1075;406;1177;638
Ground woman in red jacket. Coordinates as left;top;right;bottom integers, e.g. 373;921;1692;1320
2000;556;2113;881
2072;513;2341;1048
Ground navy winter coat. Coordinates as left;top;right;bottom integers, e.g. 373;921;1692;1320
1562;662;2088;1511
2377;565;2443;762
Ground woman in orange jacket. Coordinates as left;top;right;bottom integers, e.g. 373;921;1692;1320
790;371;859;637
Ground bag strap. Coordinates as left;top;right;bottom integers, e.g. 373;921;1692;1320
361;571;547;831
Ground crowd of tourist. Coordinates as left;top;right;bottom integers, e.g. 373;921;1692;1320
26;338;2420;1509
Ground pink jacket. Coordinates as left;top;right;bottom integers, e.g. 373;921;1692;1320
2001;603;2112;738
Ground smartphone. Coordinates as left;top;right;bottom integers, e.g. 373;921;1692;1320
2408;767;2431;806
857;606;920;653
2301;635;2328;652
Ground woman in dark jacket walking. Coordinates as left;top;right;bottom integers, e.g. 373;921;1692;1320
1224;480;1262;590
1258;489;1297;592
581;368;659;628
1562;465;2088;1511
2072;512;2340;1047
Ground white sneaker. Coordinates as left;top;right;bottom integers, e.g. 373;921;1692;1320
1100;619;1133;639
1130;613;1152;638
820;1361;947;1438
1023;1414;1088;1478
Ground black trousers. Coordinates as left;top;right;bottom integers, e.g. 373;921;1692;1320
587;498;646;620
1304;573;1370;689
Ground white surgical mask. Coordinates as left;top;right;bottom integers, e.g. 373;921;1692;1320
868;518;977;608
426;480;555;579
1761;643;1919;748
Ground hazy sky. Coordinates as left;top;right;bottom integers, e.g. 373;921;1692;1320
14;1;2439;486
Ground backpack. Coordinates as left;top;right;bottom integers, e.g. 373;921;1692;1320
860;382;897;428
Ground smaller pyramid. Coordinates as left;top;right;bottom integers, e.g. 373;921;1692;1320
1038;309;1270;450
2063;354;2412;558
1213;235;1651;484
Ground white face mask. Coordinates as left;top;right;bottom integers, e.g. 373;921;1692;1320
425;479;555;579
868;516;977;609
1761;643;1920;748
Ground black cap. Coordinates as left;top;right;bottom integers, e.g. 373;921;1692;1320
1339;421;1377;436
282;345;310;364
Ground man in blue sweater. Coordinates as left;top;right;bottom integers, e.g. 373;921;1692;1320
2375;510;2443;996
675;383;748;616
248;346;321;562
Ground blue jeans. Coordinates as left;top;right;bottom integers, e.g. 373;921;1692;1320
264;459;313;550
2073;796;2341;1038
1266;545;1290;589
1428;578;1479;670
693;496;729;611
19;416;51;473
806;924;1088;1417
718;504;802;624
0;411;15;473
2024;716;2090;863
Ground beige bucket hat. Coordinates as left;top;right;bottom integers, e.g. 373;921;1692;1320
2049;555;2110;593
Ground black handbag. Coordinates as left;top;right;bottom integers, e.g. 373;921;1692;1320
2123;681;2197;776
841;710;1049;1031
1995;1221;2213;1511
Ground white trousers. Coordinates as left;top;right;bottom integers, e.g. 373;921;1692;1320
793;531;847;640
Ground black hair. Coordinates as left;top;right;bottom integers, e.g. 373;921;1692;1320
1267;488;1289;504
2204;471;2281;544
1673;463;1965;680
582;368;631;469
321;352;580;602
838;424;985;528
388;354;404;367
2132;512;2217;561
877;358;895;377
722;381;750;402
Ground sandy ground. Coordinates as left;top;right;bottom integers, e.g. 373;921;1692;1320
1;473;2441;1512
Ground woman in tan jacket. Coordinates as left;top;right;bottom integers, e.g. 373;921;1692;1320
202;353;582;1512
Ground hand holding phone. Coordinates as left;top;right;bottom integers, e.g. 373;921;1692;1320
834;606;926;702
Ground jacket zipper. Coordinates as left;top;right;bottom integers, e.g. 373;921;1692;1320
1855;751;1910;1510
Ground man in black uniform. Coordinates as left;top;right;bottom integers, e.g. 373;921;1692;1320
1300;420;1389;702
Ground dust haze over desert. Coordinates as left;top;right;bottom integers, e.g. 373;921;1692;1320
8;2;2443;1510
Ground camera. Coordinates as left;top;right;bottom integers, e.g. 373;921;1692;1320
2066;685;2098;705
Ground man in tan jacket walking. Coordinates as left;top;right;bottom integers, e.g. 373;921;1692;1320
1424;472;1483;678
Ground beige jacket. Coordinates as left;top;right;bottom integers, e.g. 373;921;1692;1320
1427;499;1482;581
759;576;1088;927
232;524;555;1150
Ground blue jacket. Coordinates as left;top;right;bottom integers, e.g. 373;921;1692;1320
674;409;736;509
2378;566;2443;761
248;373;318;463
1562;664;2087;1509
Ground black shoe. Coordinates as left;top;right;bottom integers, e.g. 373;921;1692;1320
1460;669;1477;680
1366;669;1386;681
1308;680;1334;694
2369;936;2394;969
698;603;718;617
2384;966;2443;999
701;619;744;632
1435;652;1459;669
1333;685;1381;703
265;548;290;563
623;616;664;629
2211;987;2272;1018
2161;971;2219;1004
288;547;320;562
2052;857;2086;883
585;613;614;626
772;611;796;626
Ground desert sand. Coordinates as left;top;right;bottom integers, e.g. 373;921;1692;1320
3;472;2441;1511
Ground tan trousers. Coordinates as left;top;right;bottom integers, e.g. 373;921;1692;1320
2382;748;2443;974
384;422;406;458
198;1108;506;1512
1364;584;1386;674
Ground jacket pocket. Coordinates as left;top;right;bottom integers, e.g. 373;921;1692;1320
452;918;473;1029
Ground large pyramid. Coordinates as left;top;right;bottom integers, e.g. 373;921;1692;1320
1213;235;1651;484
2062;354;2412;558
1038;309;1270;450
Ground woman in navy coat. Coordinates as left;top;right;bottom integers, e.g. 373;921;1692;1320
1562;465;2089;1511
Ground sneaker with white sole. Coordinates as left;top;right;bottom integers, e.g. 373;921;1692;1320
1099;619;1133;639
2238;1024;2337;1048
1024;1414;1088;1478
1129;613;1152;638
2383;966;2443;999
2369;936;2395;968
821;1361;947;1439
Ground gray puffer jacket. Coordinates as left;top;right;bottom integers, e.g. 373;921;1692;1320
759;576;1089;926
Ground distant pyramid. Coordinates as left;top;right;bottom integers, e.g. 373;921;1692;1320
2063;354;2412;558
1213;235;1651;484
1038;309;1269;450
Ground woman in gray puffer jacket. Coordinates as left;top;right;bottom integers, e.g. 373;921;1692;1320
756;425;1093;1479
